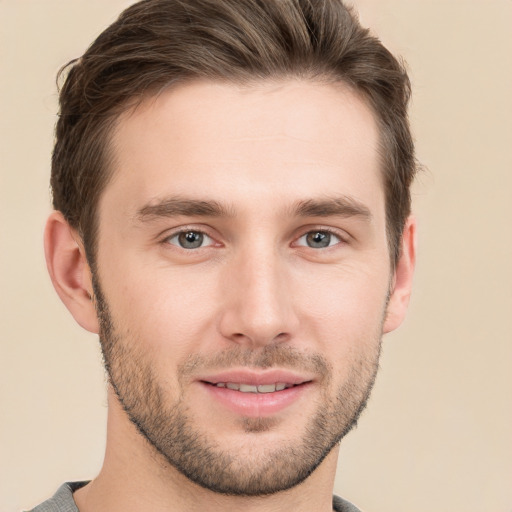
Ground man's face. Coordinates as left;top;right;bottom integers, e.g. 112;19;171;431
93;80;394;495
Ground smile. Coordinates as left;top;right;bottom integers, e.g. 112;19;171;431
209;382;298;393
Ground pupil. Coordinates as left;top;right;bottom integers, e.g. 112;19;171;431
307;231;330;248
179;231;203;248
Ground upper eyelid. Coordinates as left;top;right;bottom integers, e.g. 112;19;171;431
158;224;216;241
293;231;345;249
293;226;351;243
156;224;351;245
163;229;218;251
298;228;342;239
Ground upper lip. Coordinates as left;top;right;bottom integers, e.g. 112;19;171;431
198;369;314;386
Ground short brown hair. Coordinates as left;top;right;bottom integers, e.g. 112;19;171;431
52;0;416;267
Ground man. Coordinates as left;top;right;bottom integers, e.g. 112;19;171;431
35;0;416;510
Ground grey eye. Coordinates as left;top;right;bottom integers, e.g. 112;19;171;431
168;231;213;249
297;230;341;249
307;231;331;248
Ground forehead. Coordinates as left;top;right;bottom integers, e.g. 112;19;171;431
104;79;383;218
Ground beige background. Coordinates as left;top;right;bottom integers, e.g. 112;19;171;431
1;1;511;511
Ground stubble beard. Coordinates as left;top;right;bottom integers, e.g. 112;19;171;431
93;277;383;496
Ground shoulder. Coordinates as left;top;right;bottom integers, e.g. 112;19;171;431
26;482;89;512
333;494;363;512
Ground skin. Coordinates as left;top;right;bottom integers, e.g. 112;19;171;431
45;79;416;512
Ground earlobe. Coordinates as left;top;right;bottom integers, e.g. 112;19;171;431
44;211;100;334
383;216;417;334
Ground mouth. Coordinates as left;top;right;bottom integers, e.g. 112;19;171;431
203;381;306;393
198;371;314;417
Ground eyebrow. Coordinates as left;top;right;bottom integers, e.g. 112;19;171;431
292;196;372;220
136;195;372;222
136;197;233;221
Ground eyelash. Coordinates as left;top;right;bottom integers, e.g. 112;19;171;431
294;228;347;249
161;226;348;251
163;227;217;250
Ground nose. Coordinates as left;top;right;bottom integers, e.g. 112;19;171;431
218;246;299;348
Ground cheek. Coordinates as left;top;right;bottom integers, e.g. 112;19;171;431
294;262;389;355
98;253;219;357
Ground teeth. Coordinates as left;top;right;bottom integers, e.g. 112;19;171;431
257;384;276;393
215;382;294;393
239;384;258;393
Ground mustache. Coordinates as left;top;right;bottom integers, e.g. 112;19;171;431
178;344;332;381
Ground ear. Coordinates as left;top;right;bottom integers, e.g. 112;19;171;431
44;211;99;334
383;216;417;334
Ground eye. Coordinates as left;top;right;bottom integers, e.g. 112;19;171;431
166;230;214;249
296;230;342;249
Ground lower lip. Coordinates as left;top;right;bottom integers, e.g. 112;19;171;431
200;382;311;418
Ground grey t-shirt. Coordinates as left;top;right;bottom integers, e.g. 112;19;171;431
29;482;362;512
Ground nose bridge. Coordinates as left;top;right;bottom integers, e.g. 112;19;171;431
219;239;296;346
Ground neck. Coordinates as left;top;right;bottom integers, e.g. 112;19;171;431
74;389;338;512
